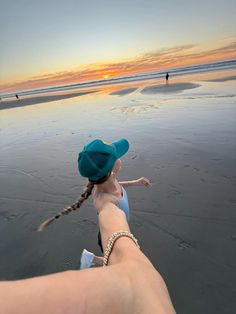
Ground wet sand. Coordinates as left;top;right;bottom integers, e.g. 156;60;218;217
0;90;97;110
141;82;201;94
204;75;236;82
0;77;236;314
110;87;138;96
0;82;200;110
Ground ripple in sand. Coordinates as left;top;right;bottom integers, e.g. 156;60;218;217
141;82;201;94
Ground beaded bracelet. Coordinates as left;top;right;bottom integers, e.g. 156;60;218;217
103;230;140;266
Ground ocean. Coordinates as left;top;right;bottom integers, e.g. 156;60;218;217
1;59;236;99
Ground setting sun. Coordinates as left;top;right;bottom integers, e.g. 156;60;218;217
103;75;109;79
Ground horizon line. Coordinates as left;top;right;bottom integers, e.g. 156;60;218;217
1;58;236;98
1;40;236;95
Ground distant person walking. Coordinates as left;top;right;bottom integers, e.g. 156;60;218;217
15;94;19;100
165;72;169;84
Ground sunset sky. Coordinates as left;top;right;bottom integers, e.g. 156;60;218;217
1;0;236;93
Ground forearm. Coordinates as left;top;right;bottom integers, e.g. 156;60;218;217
98;204;175;313
98;203;145;265
119;179;137;187
120;177;151;188
0;205;140;314
98;203;130;251
0;204;175;314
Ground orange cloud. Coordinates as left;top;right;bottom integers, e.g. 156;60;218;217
1;40;236;93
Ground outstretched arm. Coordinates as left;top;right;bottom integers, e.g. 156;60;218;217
0;199;175;314
119;176;152;188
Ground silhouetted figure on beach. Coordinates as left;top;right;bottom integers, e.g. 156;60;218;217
165;72;169;84
15;94;19;100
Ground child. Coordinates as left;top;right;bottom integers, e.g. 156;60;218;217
38;139;151;267
77;139;151;269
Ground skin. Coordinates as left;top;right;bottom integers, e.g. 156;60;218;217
93;158;152;203
90;158;151;266
0;159;175;313
0;201;175;314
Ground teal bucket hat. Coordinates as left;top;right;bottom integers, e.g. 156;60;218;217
78;139;129;182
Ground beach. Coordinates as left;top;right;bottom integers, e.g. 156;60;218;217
0;90;97;110
0;73;236;313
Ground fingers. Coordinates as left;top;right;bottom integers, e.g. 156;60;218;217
136;177;152;187
141;177;152;187
144;181;152;187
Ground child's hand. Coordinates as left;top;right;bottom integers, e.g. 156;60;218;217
135;177;152;187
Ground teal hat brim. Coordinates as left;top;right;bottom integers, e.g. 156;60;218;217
112;139;129;158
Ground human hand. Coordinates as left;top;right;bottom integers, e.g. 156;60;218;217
93;192;118;214
135;177;152;187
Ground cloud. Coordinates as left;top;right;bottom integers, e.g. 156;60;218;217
1;40;236;93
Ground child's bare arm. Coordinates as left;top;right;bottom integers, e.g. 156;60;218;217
119;177;152;188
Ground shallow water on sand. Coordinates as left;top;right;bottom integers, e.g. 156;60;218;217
1;78;236;314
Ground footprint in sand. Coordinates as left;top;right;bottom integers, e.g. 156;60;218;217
178;240;193;250
111;103;159;114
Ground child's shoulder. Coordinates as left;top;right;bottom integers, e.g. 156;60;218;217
92;187;119;206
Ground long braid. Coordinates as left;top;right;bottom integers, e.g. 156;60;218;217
37;181;94;232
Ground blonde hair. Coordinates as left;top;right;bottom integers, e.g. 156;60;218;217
37;173;111;232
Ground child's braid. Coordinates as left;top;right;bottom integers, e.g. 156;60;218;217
37;181;94;231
